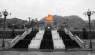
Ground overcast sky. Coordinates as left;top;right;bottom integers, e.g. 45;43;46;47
0;0;95;20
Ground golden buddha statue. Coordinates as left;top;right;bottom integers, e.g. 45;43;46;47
45;14;53;23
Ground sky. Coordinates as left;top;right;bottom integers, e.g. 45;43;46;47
0;0;95;21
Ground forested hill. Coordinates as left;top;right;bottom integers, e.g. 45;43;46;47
40;15;86;29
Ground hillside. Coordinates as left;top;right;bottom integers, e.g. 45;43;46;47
0;17;28;28
67;15;86;28
40;15;86;29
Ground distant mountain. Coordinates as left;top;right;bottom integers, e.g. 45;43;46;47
40;15;66;24
40;15;86;29
67;15;86;28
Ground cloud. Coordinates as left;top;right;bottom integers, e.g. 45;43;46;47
0;0;95;20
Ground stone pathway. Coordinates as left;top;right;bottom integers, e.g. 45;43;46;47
52;30;65;49
0;51;95;55
82;39;95;49
0;39;12;48
28;30;44;49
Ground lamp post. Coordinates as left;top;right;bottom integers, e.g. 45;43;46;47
28;17;31;28
24;24;25;29
35;18;38;29
1;9;10;47
28;17;31;22
31;19;34;31
83;9;95;51
0;12;2;18
65;18;69;28
11;23;15;38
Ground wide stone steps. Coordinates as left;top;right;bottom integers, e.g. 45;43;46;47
40;30;54;49
28;30;44;49
52;30;65;49
12;29;80;50
12;39;31;48
63;39;80;48
12;30;38;49
58;30;80;49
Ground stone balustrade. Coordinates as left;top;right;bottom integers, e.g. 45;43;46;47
9;28;32;48
64;28;85;49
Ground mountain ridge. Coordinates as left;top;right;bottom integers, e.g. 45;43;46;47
40;15;86;29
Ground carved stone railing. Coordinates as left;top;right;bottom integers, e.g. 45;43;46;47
9;28;32;48
74;35;85;48
27;28;32;34
64;28;74;40
64;28;85;49
21;31;28;39
10;35;22;48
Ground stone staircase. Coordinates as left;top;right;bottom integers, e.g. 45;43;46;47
10;29;83;51
40;30;54;49
12;30;38;49
58;29;80;49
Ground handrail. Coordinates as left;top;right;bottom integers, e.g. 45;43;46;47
68;31;74;40
76;36;84;43
9;28;32;48
69;31;74;37
74;35;85;48
10;35;22;48
64;28;74;40
27;28;32;34
64;28;85;49
21;31;28;39
64;28;68;34
11;35;20;43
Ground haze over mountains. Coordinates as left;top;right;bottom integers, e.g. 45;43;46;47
40;15;86;29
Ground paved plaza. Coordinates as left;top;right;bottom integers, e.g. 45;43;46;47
0;51;95;55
